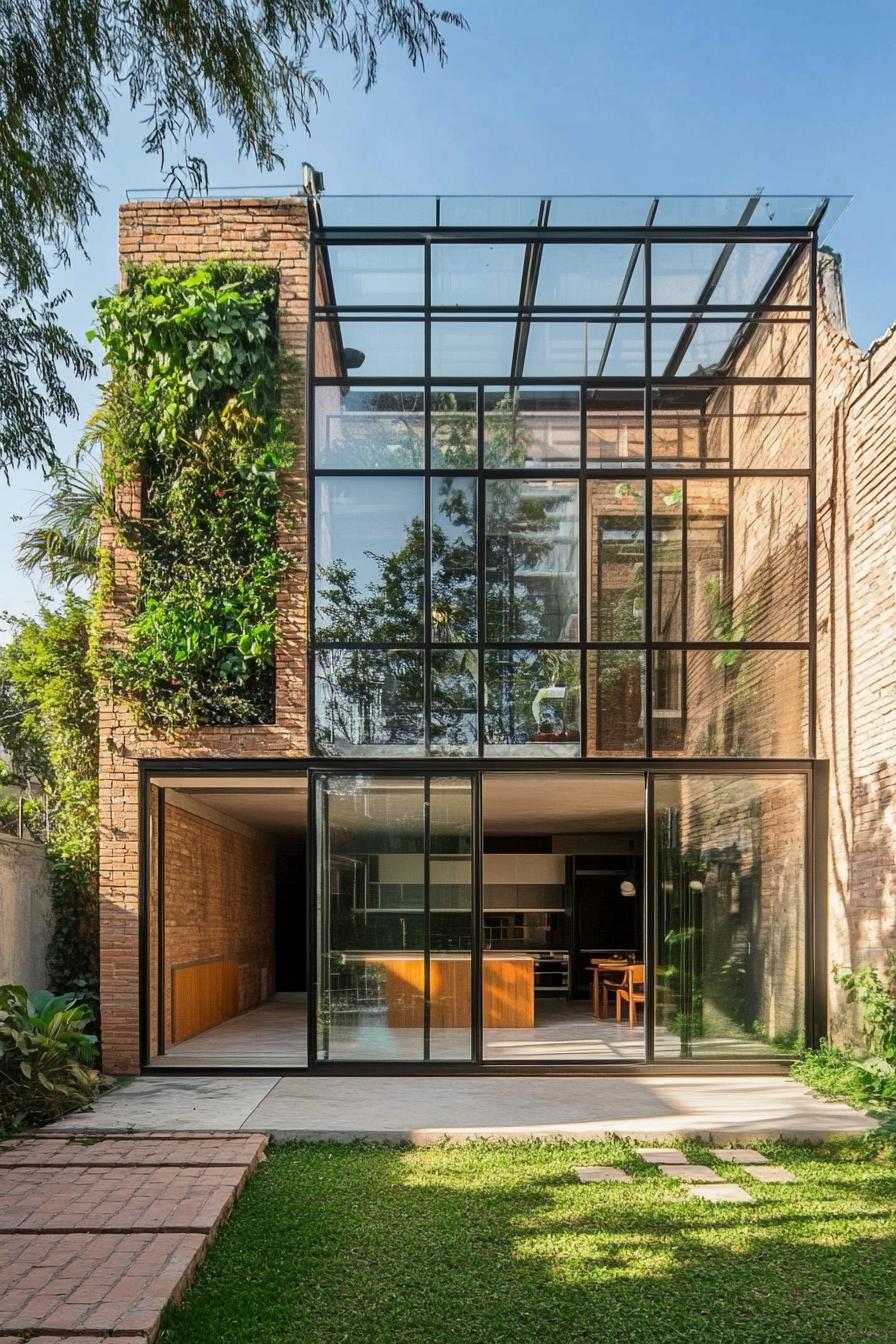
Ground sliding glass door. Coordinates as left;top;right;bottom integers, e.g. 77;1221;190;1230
314;772;476;1063
653;773;808;1059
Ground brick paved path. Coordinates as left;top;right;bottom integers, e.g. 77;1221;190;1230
0;1132;266;1342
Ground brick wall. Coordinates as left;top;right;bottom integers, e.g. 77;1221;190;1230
159;796;276;1050
816;250;896;1037
99;199;310;1073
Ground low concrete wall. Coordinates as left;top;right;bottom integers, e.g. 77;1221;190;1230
0;833;53;989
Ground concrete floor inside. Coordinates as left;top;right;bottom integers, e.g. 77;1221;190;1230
151;994;650;1068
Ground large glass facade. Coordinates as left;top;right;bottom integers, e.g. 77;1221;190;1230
311;219;813;761
302;195;826;1069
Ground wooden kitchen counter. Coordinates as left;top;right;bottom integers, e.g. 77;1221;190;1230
348;954;535;1029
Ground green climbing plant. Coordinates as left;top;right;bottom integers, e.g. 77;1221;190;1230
90;261;296;731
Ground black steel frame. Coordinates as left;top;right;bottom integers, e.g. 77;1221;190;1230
136;209;827;1079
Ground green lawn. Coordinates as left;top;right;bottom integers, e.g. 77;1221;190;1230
160;1138;896;1344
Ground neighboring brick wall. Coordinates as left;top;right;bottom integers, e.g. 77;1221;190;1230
99;199;310;1073
160;797;276;1049
815;250;896;1038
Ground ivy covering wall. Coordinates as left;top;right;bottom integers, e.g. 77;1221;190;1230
93;261;294;731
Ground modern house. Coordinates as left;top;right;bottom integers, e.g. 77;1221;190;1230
98;191;895;1077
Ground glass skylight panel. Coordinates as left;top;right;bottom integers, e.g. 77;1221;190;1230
431;244;527;307
535;244;643;306
437;196;542;227
431;321;515;377
326;245;424;307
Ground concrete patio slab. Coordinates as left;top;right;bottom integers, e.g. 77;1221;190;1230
46;1076;278;1132
44;1073;875;1143
710;1147;768;1164
658;1163;722;1182
744;1165;796;1183
573;1165;632;1182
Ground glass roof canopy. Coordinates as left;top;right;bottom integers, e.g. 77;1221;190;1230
312;193;848;382
314;193;849;237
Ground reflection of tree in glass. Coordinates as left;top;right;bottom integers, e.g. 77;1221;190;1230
329;390;424;468
431;391;476;468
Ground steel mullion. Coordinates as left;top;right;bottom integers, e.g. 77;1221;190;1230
423;776;431;1063
644;239;654;759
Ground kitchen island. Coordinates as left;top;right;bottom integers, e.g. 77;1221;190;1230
345;953;535;1029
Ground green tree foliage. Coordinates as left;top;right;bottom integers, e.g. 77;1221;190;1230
94;261;295;729
16;457;104;586
0;0;465;475
0;596;99;988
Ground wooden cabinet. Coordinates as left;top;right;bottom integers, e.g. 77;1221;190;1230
363;956;535;1029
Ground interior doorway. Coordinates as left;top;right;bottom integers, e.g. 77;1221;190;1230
148;773;308;1068
481;771;646;1062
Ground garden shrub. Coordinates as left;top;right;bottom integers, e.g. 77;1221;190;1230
0;985;99;1134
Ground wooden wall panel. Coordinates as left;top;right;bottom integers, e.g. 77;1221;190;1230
171;959;240;1044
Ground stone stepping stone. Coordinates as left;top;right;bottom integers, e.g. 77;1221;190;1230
710;1148;768;1165
743;1165;795;1183
659;1163;724;1183
573;1166;632;1183
636;1148;688;1164
685;1182;754;1203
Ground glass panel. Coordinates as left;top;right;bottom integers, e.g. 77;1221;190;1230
315;319;424;377
484;649;580;755
315;774;475;1063
685;480;730;641
651;243;723;306
585;389;644;466
732;383;809;469
431;389;477;468
587;650;645;755
429;778;475;1060
483;388;579;468
314;651;424;756
314;387;424;468
482;770;645;1063
522;321;587;377
325;245;424;307
651;243;792;308
651;482;686;642
315;477;424;642
431;477;477;643
431;321;515;377
438;197;543;228
652;318;809;379
486;480;579;642
652;649;809;757
431;244;526;307
588;480;644;642
654;773;806;1058
535;244;643;306
732;477;808;642
588;320;645;377
651;387;730;468
431;650;478;756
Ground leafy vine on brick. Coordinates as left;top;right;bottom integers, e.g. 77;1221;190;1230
91;261;295;730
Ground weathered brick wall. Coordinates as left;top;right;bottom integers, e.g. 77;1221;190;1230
99;199;310;1073
160;797;276;1049
816;250;896;1037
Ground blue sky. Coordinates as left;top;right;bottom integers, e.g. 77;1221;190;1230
4;0;894;620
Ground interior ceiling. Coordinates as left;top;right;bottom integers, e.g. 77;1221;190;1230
168;783;307;839
156;771;644;840
483;773;644;835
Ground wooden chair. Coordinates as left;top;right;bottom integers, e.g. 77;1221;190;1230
615;964;645;1026
600;967;629;1019
590;958;628;1018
